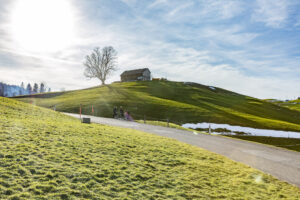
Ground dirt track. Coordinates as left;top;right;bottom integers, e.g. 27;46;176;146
65;113;300;188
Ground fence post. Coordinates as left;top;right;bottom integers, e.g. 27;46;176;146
144;115;146;124
80;104;82;120
167;118;169;127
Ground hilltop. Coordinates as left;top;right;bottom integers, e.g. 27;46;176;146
15;80;300;132
1;97;300;199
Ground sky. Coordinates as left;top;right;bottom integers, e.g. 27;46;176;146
0;0;299;99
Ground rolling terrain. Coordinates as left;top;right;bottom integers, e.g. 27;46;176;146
1;97;300;199
280;99;300;112
264;99;300;112
16;81;300;133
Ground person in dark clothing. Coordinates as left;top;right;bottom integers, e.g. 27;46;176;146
113;107;118;118
119;106;124;119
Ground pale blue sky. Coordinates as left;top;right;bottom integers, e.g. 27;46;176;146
0;0;299;99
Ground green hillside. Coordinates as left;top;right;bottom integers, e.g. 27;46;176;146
264;99;300;112
1;97;300;199
16;80;300;132
281;100;300;112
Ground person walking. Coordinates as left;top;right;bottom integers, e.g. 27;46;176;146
119;106;124;119
113;107;118;118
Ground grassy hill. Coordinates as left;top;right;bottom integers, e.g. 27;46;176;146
264;99;300;112
280;99;300;112
1;97;300;199
15;80;300;132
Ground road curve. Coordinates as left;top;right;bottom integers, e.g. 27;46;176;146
64;113;300;188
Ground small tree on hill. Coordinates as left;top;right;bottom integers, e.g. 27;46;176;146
40;83;45;93
33;83;39;93
20;82;25;95
83;46;117;85
0;83;4;96
26;83;32;94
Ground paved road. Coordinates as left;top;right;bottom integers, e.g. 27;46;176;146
65;113;300;188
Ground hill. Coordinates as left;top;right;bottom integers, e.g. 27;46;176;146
1;97;300;199
264;99;300;112
280;99;300;112
15;80;300;132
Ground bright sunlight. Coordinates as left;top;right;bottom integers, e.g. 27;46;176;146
10;0;76;53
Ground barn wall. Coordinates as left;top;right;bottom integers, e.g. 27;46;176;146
142;70;151;81
121;69;151;82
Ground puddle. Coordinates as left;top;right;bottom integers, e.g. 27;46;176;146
182;122;300;138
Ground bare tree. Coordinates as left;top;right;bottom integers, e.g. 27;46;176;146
84;47;117;85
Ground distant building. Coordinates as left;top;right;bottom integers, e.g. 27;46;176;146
267;99;279;103
120;68;151;82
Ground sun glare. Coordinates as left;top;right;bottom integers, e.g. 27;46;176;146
10;0;76;53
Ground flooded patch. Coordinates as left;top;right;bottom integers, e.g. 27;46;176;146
182;122;300;138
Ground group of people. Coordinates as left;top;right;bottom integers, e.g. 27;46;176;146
113;106;133;121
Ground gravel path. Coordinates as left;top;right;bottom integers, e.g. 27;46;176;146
65;113;300;188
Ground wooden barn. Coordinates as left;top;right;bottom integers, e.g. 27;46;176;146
120;68;151;82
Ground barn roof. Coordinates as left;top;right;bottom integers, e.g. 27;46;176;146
121;68;150;76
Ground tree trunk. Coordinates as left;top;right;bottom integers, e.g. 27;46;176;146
101;79;105;85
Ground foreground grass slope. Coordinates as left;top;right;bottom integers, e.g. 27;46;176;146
16;81;300;132
1;97;300;199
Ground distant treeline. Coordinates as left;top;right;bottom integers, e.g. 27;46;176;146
0;82;51;97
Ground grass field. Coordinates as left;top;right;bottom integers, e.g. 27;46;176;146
281;99;300;112
15;81;300;133
1;97;300;199
265;99;300;112
227;136;300;152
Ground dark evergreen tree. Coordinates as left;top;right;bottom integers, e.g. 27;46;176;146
0;83;4;96
33;83;39;93
26;83;32;94
40;83;45;93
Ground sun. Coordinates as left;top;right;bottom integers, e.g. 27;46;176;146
10;0;76;53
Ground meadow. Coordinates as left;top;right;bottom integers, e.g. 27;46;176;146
281;99;300;112
1;97;300;199
15;81;300;133
265;99;300;112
